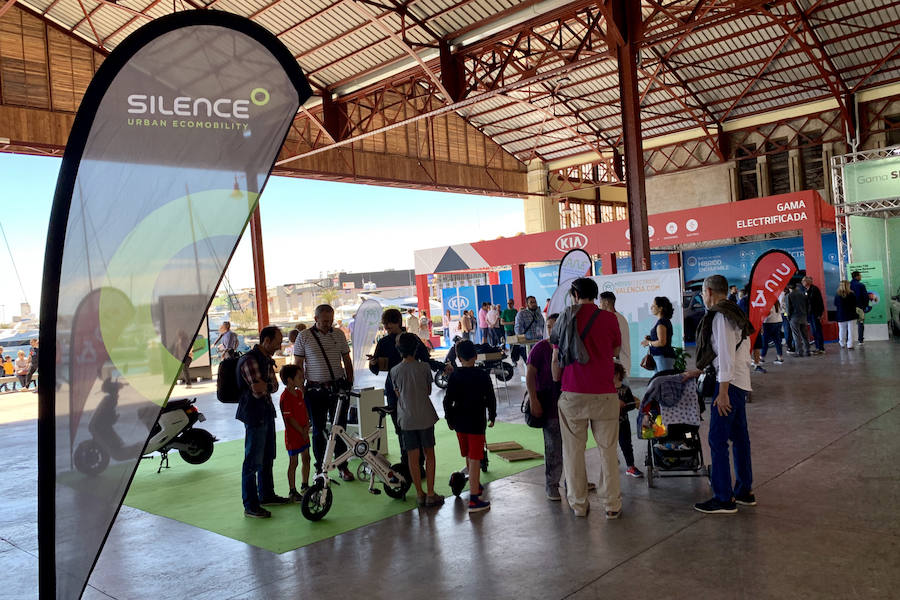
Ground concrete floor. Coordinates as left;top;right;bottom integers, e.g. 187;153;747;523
3;341;899;599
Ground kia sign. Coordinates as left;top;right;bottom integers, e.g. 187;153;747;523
448;295;470;311
555;232;588;252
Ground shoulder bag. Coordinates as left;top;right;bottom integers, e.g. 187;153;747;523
521;390;545;428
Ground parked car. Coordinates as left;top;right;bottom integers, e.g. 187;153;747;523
682;288;705;343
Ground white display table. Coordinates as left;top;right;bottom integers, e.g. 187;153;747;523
347;387;389;456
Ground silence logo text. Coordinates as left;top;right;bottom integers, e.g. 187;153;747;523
126;87;270;133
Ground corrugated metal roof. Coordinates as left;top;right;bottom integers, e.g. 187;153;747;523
11;0;900;165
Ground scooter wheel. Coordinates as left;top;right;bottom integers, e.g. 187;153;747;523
301;482;333;521
449;471;468;497
495;363;515;382
74;439;109;476
178;429;215;465
383;462;411;500
434;371;449;389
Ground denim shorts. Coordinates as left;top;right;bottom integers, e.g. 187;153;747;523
400;426;436;451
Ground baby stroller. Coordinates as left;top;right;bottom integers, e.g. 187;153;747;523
638;370;708;488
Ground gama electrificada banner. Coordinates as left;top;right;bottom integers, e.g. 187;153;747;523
38;11;311;599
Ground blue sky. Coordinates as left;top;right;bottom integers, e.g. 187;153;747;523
0;153;525;321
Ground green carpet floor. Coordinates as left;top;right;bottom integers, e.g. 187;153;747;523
124;421;554;553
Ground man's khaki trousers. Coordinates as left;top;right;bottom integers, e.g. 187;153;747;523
558;391;622;515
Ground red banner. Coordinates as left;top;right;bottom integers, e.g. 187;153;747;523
747;250;799;347
467;191;830;267
68;288;132;457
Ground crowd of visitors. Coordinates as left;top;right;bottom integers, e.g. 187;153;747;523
227;266;877;521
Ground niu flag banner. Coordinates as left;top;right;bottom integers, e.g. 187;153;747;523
747;250;799;347
37;11;311;599
352;299;384;377
548;249;593;317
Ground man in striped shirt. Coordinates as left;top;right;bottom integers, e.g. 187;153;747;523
293;304;356;481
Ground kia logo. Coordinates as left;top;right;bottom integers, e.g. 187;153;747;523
555;232;588;252
447;295;469;310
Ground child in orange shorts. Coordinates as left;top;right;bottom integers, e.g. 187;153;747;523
443;340;496;513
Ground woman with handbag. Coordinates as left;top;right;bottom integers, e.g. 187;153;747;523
641;296;677;373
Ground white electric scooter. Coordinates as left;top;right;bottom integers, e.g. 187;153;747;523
74;380;216;475
300;388;411;521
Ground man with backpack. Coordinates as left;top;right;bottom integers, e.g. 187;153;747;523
549;278;621;519
236;326;289;518
684;274;756;515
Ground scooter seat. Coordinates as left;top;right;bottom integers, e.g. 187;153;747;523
371;405;394;415
163;398;193;413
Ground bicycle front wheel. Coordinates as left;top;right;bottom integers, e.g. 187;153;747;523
300;482;333;521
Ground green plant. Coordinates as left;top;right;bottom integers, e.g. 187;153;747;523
318;288;340;305
231;307;257;332
673;347;691;373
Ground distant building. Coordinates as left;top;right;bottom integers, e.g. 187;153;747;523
338;269;414;289
227;269;418;324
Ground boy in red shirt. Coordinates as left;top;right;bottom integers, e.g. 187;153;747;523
279;364;311;502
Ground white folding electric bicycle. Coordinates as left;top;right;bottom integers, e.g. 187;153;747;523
300;389;411;521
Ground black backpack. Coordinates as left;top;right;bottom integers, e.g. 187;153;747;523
216;352;242;403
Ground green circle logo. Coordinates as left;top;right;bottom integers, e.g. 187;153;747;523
250;88;270;106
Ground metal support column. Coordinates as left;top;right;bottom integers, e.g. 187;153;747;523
249;205;269;330
511;264;527;307
612;0;651;272
415;274;430;314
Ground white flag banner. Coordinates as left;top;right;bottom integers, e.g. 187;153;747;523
351;299;383;376
558;248;593;284
548;249;592;317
